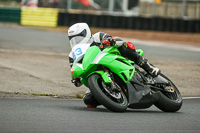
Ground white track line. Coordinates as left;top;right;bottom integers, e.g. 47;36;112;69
65;97;200;100
0;49;68;56
182;97;200;99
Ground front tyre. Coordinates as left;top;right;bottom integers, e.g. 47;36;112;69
154;73;182;112
88;74;128;112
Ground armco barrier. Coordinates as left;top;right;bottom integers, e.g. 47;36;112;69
58;12;200;33
0;7;199;33
21;7;58;27
0;7;21;23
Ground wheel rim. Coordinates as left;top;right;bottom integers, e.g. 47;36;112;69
163;82;179;101
97;77;127;105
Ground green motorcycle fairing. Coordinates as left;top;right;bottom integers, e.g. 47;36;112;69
71;45;141;87
136;49;143;57
71;46;100;85
97;52;135;83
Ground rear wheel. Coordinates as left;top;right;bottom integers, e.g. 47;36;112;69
88;74;128;112
154;73;182;112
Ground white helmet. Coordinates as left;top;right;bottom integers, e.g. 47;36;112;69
67;23;92;48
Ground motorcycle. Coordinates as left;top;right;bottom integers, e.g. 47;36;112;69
70;43;182;112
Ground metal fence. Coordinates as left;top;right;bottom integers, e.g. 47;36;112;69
62;0;200;19
0;0;199;19
0;7;21;23
139;0;200;19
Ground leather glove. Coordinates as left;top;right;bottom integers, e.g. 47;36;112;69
100;37;116;48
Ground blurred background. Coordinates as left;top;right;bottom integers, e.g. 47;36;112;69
0;0;200;32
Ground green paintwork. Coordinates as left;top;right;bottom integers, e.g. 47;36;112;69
136;49;144;56
87;71;112;84
72;45;137;86
98;54;135;83
103;46;121;55
83;46;100;70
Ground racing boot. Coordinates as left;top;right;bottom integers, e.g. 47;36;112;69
138;57;160;78
83;90;101;108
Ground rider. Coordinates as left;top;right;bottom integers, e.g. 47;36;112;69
67;23;160;108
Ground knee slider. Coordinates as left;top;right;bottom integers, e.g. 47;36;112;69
126;42;135;50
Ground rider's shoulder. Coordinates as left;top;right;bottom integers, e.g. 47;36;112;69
93;32;104;43
113;36;123;41
93;32;106;38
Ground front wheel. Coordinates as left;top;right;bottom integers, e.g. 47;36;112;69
154;73;182;112
88;74;128;112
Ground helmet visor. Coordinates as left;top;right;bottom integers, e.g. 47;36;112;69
69;36;85;48
68;29;87;48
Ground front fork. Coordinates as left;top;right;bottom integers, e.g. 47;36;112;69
101;66;121;93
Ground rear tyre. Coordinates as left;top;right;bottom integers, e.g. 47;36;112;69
88;74;128;112
154;74;182;112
